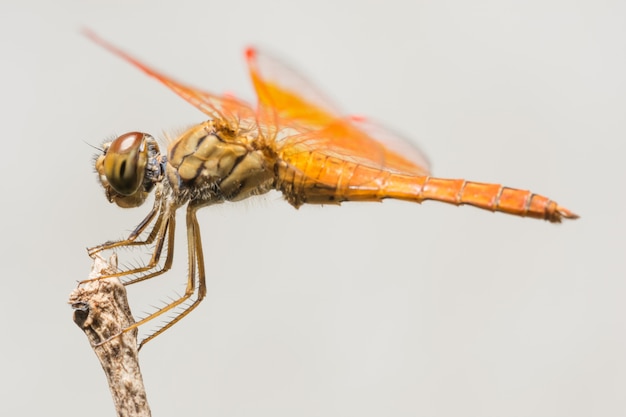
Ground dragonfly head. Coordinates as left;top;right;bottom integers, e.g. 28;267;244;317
96;132;164;208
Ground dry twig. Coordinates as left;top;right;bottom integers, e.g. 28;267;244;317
69;254;151;417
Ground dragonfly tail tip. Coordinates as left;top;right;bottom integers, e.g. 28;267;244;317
556;206;579;221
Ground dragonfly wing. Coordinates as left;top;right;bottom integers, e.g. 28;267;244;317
84;30;258;130
246;47;430;176
347;116;431;175
281;116;431;176
246;47;341;129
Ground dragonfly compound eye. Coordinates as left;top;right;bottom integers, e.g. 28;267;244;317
103;132;149;196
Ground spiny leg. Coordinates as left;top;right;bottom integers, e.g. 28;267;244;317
87;196;163;257
81;201;175;285
102;202;208;350
120;213;176;286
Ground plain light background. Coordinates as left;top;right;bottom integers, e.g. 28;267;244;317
1;1;624;416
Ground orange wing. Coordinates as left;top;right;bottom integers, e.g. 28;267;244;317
245;47;430;176
83;29;258;132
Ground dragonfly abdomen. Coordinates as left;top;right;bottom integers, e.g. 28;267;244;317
277;152;576;222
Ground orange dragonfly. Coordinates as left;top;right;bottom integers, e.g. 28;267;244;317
83;31;578;348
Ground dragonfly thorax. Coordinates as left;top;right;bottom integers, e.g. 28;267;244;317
165;121;275;205
96;132;165;208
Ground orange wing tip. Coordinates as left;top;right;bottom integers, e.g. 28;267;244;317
82;28;125;58
349;114;367;122
245;47;257;60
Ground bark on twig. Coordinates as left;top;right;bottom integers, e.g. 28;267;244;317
69;254;151;417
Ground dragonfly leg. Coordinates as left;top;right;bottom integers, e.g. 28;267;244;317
80;201;176;285
87;197;162;257
109;202;207;349
118;213;176;286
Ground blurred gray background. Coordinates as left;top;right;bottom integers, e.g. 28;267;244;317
1;1;624;416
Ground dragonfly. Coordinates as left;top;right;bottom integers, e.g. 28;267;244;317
83;31;578;349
